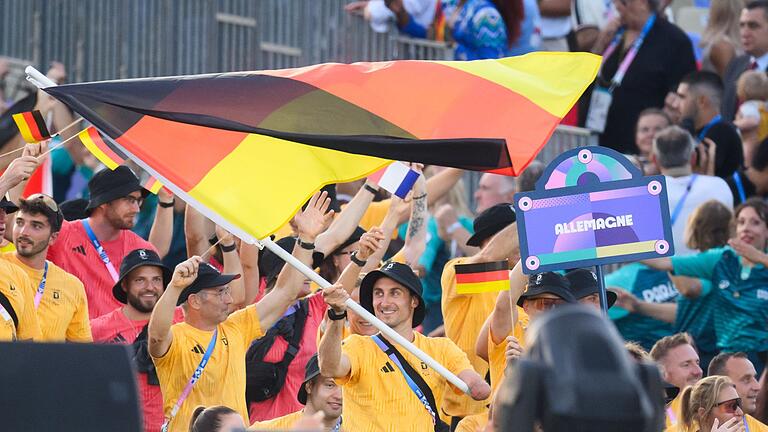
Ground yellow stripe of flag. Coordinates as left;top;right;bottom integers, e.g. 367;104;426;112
12;113;37;143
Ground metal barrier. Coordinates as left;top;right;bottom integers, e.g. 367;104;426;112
0;0;453;83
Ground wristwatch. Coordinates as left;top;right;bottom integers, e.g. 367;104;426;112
327;308;347;321
350;250;367;267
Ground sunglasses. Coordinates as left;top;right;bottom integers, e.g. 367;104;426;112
715;398;742;414
26;193;58;212
526;297;567;311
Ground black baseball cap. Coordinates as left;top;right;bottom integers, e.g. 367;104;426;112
297;354;321;405
466;203;516;247
112;248;172;304
86;166;147;212
0;196;18;214
565;268;617;308
517;272;578;307
359;261;425;327
177;262;241;306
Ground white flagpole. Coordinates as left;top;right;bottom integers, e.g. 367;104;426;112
24;66;471;396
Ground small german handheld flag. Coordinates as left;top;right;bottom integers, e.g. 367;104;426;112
455;260;509;294
12;110;51;143
79;126;164;194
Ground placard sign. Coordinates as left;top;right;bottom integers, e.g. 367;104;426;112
515;146;674;274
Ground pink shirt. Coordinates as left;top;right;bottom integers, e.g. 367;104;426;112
91;307;184;432
48;219;156;319
248;292;326;422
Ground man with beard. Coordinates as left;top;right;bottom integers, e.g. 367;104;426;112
47;166;161;318
90;247;179;432
1;194;90;342
672;71;743;179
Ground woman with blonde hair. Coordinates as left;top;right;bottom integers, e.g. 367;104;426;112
700;0;745;77
678;375;745;431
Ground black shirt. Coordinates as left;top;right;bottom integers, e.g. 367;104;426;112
695;121;743;180
581;18;697;154
726;169;757;206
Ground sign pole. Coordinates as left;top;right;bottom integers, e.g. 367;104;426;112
595;264;608;315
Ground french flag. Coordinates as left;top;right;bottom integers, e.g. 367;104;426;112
369;162;421;199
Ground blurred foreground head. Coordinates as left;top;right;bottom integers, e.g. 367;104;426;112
494;305;665;432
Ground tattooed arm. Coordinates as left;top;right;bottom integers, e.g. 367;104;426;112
402;165;427;267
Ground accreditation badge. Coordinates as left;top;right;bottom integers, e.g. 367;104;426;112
586;86;613;133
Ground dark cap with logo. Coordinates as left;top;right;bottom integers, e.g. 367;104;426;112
565;268;616;308
359;261;425;327
517;272;578;306
112;249;172;304
177;262;241;306
466;203;516;247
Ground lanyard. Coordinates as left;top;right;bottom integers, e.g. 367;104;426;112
745;416;751;432
697;115;721;142
670;175;698;225
331;417;342;432
666;406;677;425
733;171;747;204
81;220;120;282
33;261;49;309
162;328;218;432
600;13;656;91
372;334;437;425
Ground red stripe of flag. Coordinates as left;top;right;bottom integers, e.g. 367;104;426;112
22;111;47;142
455;270;509;284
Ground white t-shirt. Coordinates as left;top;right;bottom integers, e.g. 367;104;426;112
367;0;437;33
665;174;733;256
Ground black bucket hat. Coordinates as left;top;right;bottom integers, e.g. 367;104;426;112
466;203;516;247
297;354;321;404
86;166;147;211
112;248;172;304
59;198;89;221
565;268;617;308
177;262;241;306
359;261;425;327
517;272;578;307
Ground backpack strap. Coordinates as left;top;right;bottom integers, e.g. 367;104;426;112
0;290;19;331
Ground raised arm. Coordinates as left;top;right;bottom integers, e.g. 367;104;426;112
238;241;261;305
184;204;215;258
641;257;673;272
402;166;427;266
256;191;334;330
315;180;378;256
149;256;202;358
337;227;385;294
214;225;245;308
148;188;175;258
318;282;352;378
435;204;478;257
612;287;677;324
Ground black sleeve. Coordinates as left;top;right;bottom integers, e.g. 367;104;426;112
705;123;744;178
664;25;698;93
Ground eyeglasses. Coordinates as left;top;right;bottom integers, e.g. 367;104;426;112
198;286;231;301
715;398;742;414
525;297;567;311
25;193;58;212
122;195;144;207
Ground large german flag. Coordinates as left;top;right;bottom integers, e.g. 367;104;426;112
43;53;599;239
